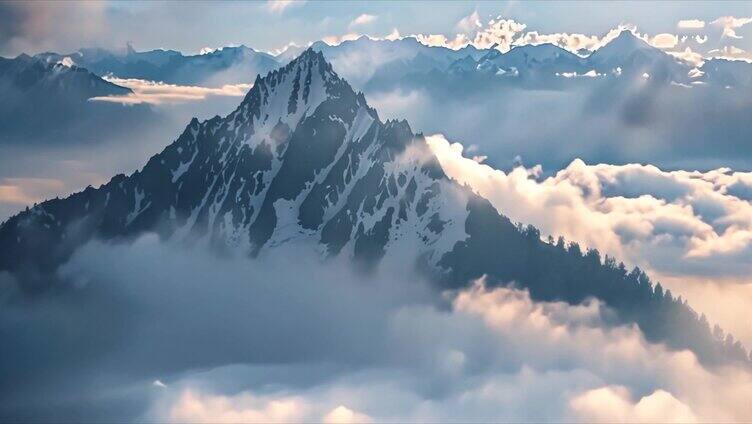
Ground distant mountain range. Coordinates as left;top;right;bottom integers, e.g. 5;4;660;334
37;43;280;86
0;54;155;144
446;30;707;85
1;49;748;369
24;31;752;90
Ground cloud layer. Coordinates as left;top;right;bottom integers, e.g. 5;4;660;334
427;134;752;346
2;233;751;421
90;78;253;105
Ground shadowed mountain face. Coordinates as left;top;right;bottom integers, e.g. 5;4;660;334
0;54;157;145
0;50;749;369
0;54;130;100
37;44;281;86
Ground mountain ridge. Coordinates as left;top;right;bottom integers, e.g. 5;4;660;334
24;32;752;92
1;48;749;368
0;54;158;144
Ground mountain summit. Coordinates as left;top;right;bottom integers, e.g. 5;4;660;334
1;49;467;270
0;49;748;367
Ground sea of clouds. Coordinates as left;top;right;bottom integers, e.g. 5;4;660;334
2;234;751;421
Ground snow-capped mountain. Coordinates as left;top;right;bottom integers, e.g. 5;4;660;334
37;44;280;86
587;30;690;81
445;30;699;84
31;32;752;95
1;49;468;270
471;43;589;78
0;50;748;367
282;36;487;88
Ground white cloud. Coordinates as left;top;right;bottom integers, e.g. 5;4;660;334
384;28;401;41
678;19;706;30
322;406;371;424
708;45;752;62
12;233;750;421
668;47;705;67
144;274;752;422
470;17;527;52
413;33;472;50
168;395;372;424
712;16;752;39
349;14;377;28
266;0;305;14
410;16;528;52
168;390;311;423
513;31;602;53
321;33;361;46
427;134;752;279
570;386;697;423
426;134;752;346
650;33;680;49
455;10;482;34
89;77;253;105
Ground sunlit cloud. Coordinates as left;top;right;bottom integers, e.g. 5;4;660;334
570;386;697;423
167;390;371;423
650;33;680;49
349;14;377;28
0;177;65;205
667;47;705;67
678;19;706;30
266;0;305;14
708;45;752;62
513;31;602;53
321;33;361;46
427;133;752;345
127;250;752;422
455;10;482;34
89;77;252;105
428;134;752;279
712;16;752;39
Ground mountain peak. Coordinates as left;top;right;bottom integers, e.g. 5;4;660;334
0;45;746;372
240;47;349;115
1;46;456;265
594;29;652;57
611;29;649;48
587;28;677;75
14;53;33;62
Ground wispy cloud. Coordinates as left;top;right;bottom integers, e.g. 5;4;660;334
35;236;752;422
349;13;377;28
712;16;752;39
455;10;482;34
266;0;305;14
321;33;361;46
709;45;752;62
89;78;252;105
